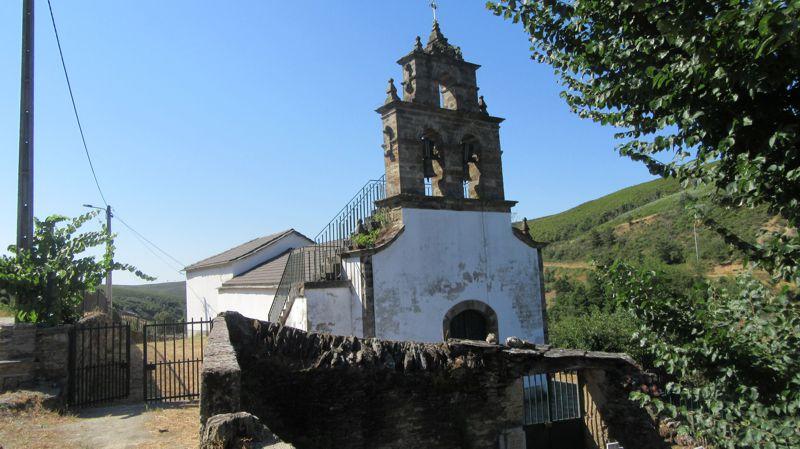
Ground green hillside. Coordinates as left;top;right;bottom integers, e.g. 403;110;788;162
109;281;185;322
524;177;782;273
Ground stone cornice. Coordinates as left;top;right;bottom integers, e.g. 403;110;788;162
375;194;517;213
375;100;504;124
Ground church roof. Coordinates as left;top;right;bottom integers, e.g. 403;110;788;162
185;229;311;271
220;249;292;288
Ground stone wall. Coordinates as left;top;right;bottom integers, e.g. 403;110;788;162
0;323;71;392
201;312;666;449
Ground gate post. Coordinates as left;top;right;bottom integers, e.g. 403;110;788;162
142;324;147;401
67;325;76;406
125;324;131;398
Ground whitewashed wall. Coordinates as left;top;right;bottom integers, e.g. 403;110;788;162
371;208;545;343
217;288;275;321
305;286;359;336
341;256;365;335
185;233;312;321
285;297;307;330
186;265;231;321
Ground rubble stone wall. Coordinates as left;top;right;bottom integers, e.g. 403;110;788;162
0;323;70;392
201;312;666;449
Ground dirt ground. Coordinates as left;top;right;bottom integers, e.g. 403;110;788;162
0;402;200;449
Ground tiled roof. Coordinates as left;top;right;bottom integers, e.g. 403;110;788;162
221;249;292;288
184;229;310;271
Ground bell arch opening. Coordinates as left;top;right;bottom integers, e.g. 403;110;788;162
442;300;499;341
420;129;445;196
461;134;481;199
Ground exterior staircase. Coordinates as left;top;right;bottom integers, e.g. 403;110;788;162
268;176;387;323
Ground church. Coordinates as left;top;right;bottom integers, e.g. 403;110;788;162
185;20;547;344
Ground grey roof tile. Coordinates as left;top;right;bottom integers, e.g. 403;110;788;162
185;229;311;271
221;249;292;288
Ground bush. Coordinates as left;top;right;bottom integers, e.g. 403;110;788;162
0;212;151;325
549;308;645;362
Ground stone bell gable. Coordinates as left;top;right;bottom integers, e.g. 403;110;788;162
376;21;507;203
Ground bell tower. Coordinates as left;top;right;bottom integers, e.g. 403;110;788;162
376;21;514;211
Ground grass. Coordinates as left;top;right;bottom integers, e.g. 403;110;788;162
524;177;784;277
525;177;682;243
138;333;209;402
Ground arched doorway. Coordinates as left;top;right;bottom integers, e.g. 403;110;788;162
442;300;499;341
449;309;488;340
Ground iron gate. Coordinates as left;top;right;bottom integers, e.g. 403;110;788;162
67;322;131;408
142;319;211;402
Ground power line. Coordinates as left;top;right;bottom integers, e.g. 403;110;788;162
46;0;107;207
114;214;187;270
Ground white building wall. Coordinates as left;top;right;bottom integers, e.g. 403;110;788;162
185;233;312;321
186;265;233;321
371;208;545;343
217;288;276;322
341;256;365;335
304;286;359;336
285;297;308;330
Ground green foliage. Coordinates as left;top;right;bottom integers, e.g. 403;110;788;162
604;262;800;449
0;212;152;326
488;0;800;231
351;208;391;249
528;177;776;269
113;282;185;322
655;238;685;265
525;177;681;243
549;308;644;362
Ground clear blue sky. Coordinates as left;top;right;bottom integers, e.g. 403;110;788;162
0;1;656;284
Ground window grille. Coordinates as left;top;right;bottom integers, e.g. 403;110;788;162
522;371;582;425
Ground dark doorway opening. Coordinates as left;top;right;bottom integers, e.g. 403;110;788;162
449;309;488;340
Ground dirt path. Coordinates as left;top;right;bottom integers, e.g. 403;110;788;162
0;402;199;449
544;261;593;270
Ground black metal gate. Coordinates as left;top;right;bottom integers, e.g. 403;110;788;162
142;319;211;402
523;371;588;449
67;322;131;408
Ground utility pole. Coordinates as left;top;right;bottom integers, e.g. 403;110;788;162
84;204;113;314
17;0;35;255
105;205;113;313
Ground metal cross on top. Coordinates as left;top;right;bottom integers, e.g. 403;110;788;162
430;0;438;22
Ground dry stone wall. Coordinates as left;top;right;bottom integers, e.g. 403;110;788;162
201;312;666;449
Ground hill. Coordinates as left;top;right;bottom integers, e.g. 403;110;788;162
109;281;185;322
523;177;784;277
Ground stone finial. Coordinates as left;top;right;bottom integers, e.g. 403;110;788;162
414;36;423;52
523;217;530;235
479;95;489;114
386;78;400;103
423;21;463;60
428;20;446;45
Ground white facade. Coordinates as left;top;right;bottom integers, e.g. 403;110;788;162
185;232;312;321
371;208;545;343
284;207;546;344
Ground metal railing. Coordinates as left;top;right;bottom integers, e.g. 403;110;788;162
523;371;582;425
268;175;474;323
269;176;387;322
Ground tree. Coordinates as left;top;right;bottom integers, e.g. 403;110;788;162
487;0;800;283
604;262;800;448
0;212;152;326
487;1;800;445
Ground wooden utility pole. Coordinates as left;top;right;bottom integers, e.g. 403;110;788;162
17;0;35;255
